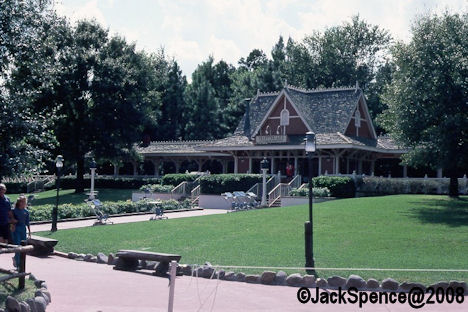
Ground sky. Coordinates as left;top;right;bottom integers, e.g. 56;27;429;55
54;0;466;78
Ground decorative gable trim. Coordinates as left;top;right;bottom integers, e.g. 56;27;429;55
251;89;312;138
343;92;377;139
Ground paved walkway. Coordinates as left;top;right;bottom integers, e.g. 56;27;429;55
31;209;228;232
0;255;466;312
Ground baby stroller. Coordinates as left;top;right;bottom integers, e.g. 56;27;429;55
86;199;113;225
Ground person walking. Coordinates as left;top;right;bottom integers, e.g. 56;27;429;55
0;183;12;244
11;195;31;269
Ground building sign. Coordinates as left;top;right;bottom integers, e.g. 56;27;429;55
255;135;287;144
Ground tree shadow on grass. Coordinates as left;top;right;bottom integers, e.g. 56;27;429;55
407;198;468;227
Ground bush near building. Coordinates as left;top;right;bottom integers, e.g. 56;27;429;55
312;176;355;198
161;173;201;186
200;174;263;195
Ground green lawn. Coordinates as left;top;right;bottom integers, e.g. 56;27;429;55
37;195;468;284
8;188;135;206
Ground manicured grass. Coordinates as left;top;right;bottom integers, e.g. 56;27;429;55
37;195;468;284
8;189;135;206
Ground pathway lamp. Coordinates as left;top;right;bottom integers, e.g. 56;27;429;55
52;155;63;232
89;159;97;200
261;157;269;206
304;131;316;274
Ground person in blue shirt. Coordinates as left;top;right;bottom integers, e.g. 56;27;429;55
11;195;31;268
0;183;13;244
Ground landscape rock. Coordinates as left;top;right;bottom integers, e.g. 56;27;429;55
28;274;36;281
274;271;288;285
202;265;215;278
33;280;45;288
224;271;236;281
236;272;246;282
96;252;108;264
19;301;31;312
181;265;192;276
286;273;303;287
245;275;260;284
346;275;366;289
6;296;20;312
38;289;51;303
107;253;117;265
366;278;380;289
448;281;467;293
303;275;316;287
327;276;346;288
260;271;276;285
217;270;225;280
39;282;47;289
33;296;47;312
381;278;399;291
25;299;37;312
429;281;449;290
399;282;426;292
34;290;50;304
316;278;328;288
67;252;78;259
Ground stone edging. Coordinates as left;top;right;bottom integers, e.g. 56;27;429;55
2;274;51;312
54;251;468;295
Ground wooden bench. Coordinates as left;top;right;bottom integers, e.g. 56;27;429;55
114;250;181;276
26;235;58;256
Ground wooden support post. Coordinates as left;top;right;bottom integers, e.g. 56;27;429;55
168;260;177;312
19;241;26;289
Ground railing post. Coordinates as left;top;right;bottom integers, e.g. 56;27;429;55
19;241;26;289
167;260;177;312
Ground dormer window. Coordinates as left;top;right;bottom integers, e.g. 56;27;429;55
354;109;361;128
280;108;289;126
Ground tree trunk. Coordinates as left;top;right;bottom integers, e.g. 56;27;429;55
75;157;85;193
448;169;458;198
448;173;459;198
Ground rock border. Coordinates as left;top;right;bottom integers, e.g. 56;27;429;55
56;251;468;295
2;274;51;312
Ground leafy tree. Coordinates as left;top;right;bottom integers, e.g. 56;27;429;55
0;0;57;180
380;13;468;197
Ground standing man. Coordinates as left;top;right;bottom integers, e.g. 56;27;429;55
0;183;12;243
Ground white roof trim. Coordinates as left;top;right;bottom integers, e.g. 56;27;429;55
250;89;312;138
343;92;377;139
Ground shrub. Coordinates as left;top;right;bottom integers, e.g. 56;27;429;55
289;187;331;197
139;184;174;193
200;174;263;195
161;173;201;186
312;176;355;198
358;177;447;195
4;182;27;194
59;176;161;190
28;199;189;222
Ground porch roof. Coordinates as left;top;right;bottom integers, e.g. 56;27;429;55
136;140;230;157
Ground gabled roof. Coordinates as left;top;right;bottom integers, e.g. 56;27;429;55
235;85;363;138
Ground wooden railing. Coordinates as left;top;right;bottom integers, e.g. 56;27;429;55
171;181;187;197
0;242;34;289
191;185;201;205
268;175;301;207
247;176;278;199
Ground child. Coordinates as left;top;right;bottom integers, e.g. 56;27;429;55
11;195;31;269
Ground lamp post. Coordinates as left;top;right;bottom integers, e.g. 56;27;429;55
260;157;269;206
89;159;97;200
304;132;316;274
52;155;64;232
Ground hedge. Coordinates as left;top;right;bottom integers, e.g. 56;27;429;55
3;182;28;194
200;174;263;195
139;184;174;193
357;177;447;195
289;187;331;198
161;173;201;186
28;199;192;222
58;176;161;190
312;176;355;198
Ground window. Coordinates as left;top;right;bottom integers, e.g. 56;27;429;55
354;109;361;128
280;108;289;126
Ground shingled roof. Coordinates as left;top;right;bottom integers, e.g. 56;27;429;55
235;85;362;138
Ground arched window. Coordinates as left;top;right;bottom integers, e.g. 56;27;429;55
265;125;270;135
280;108;290;126
354;109;361;128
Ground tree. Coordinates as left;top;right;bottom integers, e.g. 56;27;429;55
0;0;57;180
380;13;468;197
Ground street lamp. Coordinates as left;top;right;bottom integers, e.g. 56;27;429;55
52;155;64;232
260;157;269;206
304;131;316;274
89;159;97;200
